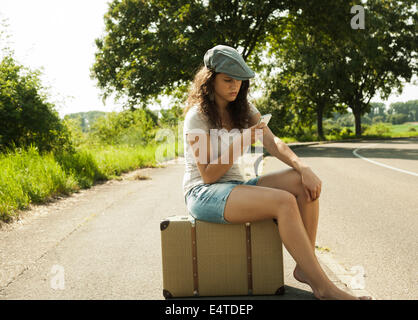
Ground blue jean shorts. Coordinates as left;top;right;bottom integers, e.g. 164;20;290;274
184;176;261;224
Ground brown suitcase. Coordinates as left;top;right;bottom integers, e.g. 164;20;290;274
160;215;285;298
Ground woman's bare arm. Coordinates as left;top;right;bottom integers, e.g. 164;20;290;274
186;128;256;184
204;130;253;183
248;111;308;174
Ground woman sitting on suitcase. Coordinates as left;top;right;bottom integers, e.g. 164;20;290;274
182;45;371;300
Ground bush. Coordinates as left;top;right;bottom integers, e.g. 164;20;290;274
294;126;317;142
0;55;73;153
323;123;341;136
253;97;294;138
363;123;392;136
340;127;353;136
361;115;372;125
361;124;370;133
159;105;184;127
336;113;354;127
388;114;408;125
63;117;88;147
323;119;335;126
90;108;157;146
372;115;385;124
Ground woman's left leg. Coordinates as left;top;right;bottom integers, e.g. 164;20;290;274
255;167;319;249
255;167;320;284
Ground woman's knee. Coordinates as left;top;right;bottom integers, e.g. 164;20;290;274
274;191;299;217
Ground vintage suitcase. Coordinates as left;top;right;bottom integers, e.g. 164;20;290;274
160;215;285;298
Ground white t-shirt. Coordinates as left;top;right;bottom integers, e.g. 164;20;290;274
182;103;260;199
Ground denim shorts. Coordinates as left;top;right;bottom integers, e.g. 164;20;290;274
184;176;261;224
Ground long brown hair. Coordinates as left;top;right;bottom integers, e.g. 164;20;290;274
183;65;252;131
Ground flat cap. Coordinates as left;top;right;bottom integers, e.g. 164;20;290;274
204;45;255;80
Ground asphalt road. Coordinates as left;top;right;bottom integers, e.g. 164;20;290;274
0;138;416;299
262;138;417;300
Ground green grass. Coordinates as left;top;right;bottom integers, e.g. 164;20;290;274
89;143;158;178
279;136;300;143
389;122;418;135
295;122;418;143
0;146;78;221
353;122;418;139
0;140;181;223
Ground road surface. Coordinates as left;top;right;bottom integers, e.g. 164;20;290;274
0;138;416;299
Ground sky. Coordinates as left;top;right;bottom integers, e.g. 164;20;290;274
0;0;416;118
0;0;124;117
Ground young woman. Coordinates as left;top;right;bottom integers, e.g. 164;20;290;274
182;45;372;300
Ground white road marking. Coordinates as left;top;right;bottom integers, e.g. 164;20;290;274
353;143;418;177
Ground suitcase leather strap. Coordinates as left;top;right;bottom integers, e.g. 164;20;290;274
191;223;199;296
246;223;253;295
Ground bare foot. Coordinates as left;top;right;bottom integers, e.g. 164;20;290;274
318;286;373;300
293;265;323;298
293;265;309;285
293;265;372;300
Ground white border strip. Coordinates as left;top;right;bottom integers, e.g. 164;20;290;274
353;144;418;177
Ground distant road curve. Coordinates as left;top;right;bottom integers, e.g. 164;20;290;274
353;144;418;177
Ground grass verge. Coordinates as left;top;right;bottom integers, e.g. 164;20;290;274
0;141;181;223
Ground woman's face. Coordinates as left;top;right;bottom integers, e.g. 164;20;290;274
213;73;242;104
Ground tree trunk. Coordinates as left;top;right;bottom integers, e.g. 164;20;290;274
353;108;362;137
317;107;324;141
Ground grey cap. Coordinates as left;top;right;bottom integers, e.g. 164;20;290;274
204;45;255;80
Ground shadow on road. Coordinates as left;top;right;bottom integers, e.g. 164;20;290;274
166;285;316;300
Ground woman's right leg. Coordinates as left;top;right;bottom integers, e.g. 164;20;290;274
223;185;366;300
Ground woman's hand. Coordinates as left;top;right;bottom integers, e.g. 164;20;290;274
248;121;267;145
300;166;322;202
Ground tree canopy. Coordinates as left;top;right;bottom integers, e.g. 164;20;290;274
91;0;291;108
265;0;417;136
91;0;417;138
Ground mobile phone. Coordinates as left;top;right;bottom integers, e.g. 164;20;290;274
258;113;272;125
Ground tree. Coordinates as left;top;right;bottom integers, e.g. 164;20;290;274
89;107;157;145
266;10;348;140
368;102;386;117
0;15;13;58
327;0;417;136
389;100;418;122
64;111;107;132
159;105;184;127
0;55;72;152
91;0;289;108
267;0;417;137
